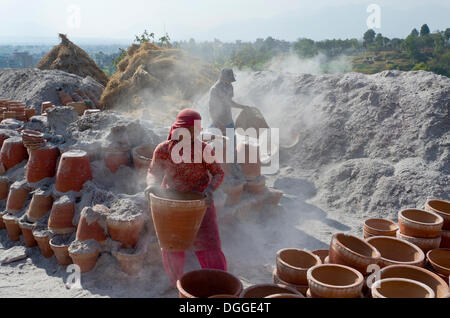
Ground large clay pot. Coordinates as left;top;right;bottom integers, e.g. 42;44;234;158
240;283;301;298
366;236;425;268
18;220;37;247
150;190;207;251
329;233;381;275
177;269;243;298
272;269;308;295
425;200;450;230
307;264;364;298
68;240;101;273
26;190;53;222
379;264;450;298
276;248;321;285
2;213;21;241
398;209;443;238
427;248;450;277
106;213;145;249
50;235;74;266
132;144;154;172
33;228;54;258
54;150;93;193
0;137;27;170
396;230;441;253
441;230;450;248
0;178;9;200
371;278;435;298
103;148;131;173
112;241;148;276
21;130;46;150
363;218;398;237
26;145;59;183
76;205;108;245
6;183;30;213
48;195;76;234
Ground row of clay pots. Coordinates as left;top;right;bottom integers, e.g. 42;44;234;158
21;130;46;150
276;248;321;286
371;278;435;298
398;208;443;238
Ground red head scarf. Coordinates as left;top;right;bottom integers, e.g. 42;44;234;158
168;108;202;156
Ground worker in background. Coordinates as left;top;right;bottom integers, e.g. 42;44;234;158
145;108;227;287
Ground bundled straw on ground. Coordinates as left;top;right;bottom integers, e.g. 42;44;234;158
36;34;109;87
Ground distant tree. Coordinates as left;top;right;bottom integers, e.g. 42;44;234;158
410;28;419;38
363;29;376;47
135;30;155;44
293;38;318;57
420;24;430;37
444;28;450;41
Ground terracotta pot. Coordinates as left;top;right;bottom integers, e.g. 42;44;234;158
441;230;450;248
25;109;36;121
237;140;261;180
379;264;449;298
6;185;30;213
435;271;449;285
425;200;450;230
363;218;398;237
177;269;243;298
50;236;73;266
329;233;381;275
312;249;329;263
0;179;9;200
222;183;244;206
276;248;321;285
240;283;302;298
306;264;364;298
265;293;305;298
272;269;308;295
18;220;36;247
103;149;130;173
33;228;54;258
427;248;450;276
396;230;441;253
26;146;59;183
366;236;425;268
132;144;154;172
2;213;21;241
244;176;266;195
1;136;28;170
113;245;147;276
54;150;93;193
26;191;53;222
150;190;207;251
69;250;100;273
107;213;145;249
398;209;443;238
76;206;108;245
48;196;76;234
371;278;434;298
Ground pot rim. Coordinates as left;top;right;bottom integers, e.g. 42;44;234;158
364;218;398;233
307;263;364;289
150;191;206;207
277;248;321;271
426;200;450;216
396;230;441;242
399;209;444;226
332;233;381;260
240;283;301;298
366;236;425;265
177;269;243;298
426;248;450;274
371;278;435;298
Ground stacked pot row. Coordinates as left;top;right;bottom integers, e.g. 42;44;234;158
0;99;35;122
425;199;450;249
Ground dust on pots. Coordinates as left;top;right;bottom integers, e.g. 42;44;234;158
425;199;450;230
272;268;308;295
112;239;148;276
32;226;54;258
76;205;109;245
363;218;398;237
306;264;364;298
240;283;303;298
48;195;76;235
103;147;131;173
68;239;101;273
396;230;441;253
371;278;435;298
2;213;21;241
379;264;449;298
312;249;329;263
26;188;53;222
222;182;244;206
366;236;425;268
26;145;59;183
54;150;93;193
18;218;36;247
244;176;266;195
149;189;207;251
276;248;321;285
6;180;31;213
107;209;145;249
441;230;450;248
132;144;154;172
398;209;443;238
426;248;450;277
329;233;381;275
0;136;28;170
177;269;243;298
50;234;75;266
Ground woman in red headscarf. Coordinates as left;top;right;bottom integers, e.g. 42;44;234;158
145;108;227;287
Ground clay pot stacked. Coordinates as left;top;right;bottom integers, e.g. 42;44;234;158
18;218;37;247
132;144;154;174
6;180;31;213
112;239;148;276
177;269;243;298
26;188;53;222
2;213;21;241
50;235;74;266
76;205;108;246
425;200;450;248
26;145;59;183
107;212;145;249
149;190;207;251
426;248;450;285
33;226;54;258
21;130;46;150
371;278;435;298
68;239;101;273
397;208;444;253
54;150;93;194
1;136;28;171
103;146;131;174
273;248;321;295
48;195;76;234
363;218;398;239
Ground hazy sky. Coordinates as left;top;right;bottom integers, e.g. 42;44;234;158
1;0;449;44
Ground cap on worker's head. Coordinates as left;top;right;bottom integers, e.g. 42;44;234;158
220;68;236;83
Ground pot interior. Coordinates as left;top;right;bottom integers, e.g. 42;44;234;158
153;188;204;201
311;265;359;286
369;238;420;262
180;270;241;298
279;249;319;269
428;249;450;268
336;234;377;257
401;209;441;224
375;279;432;298
365;219;397;231
428;200;450;215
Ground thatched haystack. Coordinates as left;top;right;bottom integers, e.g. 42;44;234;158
100;42;218;110
36;34;109;86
